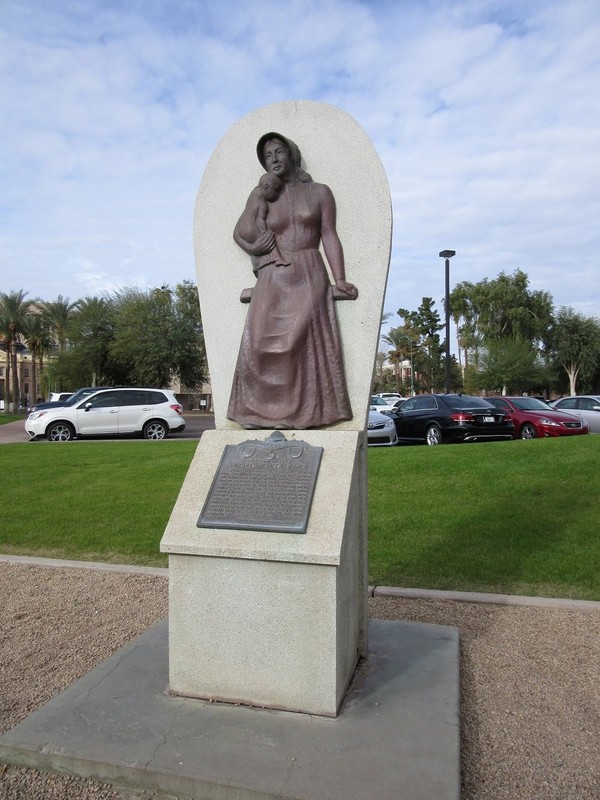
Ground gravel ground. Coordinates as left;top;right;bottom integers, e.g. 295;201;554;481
1;562;598;799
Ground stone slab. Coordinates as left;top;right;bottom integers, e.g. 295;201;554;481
0;619;460;800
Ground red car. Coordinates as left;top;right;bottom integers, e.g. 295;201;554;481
486;396;589;439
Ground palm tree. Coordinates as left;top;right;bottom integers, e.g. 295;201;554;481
23;313;54;404
42;295;77;354
0;290;32;411
381;327;416;394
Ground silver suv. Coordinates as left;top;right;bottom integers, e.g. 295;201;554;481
25;387;185;441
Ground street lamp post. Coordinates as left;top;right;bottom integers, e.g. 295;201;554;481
439;250;456;394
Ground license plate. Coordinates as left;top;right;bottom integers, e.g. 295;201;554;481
483;416;495;423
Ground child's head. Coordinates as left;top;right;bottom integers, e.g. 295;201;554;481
258;173;283;202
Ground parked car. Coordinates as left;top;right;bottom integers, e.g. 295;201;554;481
373;392;404;403
369;395;399;413
25;387;185;441
486;396;589;439
389;394;513;445
367;409;398;446
48;392;73;403
388;398;408;413
550;396;600;433
29;386;115;413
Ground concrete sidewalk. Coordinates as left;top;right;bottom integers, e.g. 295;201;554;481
0;419;28;444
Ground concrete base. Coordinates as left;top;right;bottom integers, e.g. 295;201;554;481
0;618;460;800
161;429;369;717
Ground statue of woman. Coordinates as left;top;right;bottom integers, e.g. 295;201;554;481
227;132;358;429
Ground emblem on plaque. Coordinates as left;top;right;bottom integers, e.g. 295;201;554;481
197;431;323;534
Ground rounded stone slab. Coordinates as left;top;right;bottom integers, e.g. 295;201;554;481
194;100;392;431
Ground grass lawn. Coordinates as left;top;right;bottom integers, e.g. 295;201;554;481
0;415;26;425
0;441;197;567
1;436;598;599
369;436;600;600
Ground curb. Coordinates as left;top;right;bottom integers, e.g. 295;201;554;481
0;554;168;578
1;554;598;610
371;585;600;611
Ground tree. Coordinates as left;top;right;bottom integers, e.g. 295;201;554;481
548;308;600;395
22;312;54;403
51;296;122;389
371;350;396;394
171;281;207;390
448;281;472;375
476;338;545;395
0;290;31;411
450;270;554;350
42;295;78;354
381;327;418;395
108;282;206;389
397;298;445;392
381;328;406;393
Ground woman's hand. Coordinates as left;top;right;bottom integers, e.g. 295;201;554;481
249;231;276;257
335;279;358;299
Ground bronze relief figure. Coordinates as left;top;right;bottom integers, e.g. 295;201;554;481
227;132;358;430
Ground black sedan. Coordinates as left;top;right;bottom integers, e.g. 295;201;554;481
389;394;514;445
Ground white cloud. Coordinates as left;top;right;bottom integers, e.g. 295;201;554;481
1;0;599;330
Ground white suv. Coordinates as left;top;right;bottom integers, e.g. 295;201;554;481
25;387;185;442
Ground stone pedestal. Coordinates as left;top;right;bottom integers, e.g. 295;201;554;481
160;429;367;717
163;100;391;717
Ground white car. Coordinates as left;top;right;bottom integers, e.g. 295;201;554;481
25;387;185;441
367;409;398;446
369;395;400;414
373;392;404;403
48;392;73;403
550;395;600;433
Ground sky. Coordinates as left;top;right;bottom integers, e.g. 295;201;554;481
1;0;599;344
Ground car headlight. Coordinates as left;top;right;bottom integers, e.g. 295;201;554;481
28;411;47;421
384;419;394;429
539;418;560;427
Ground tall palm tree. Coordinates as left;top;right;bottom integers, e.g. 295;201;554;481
0;332;8;410
42;295;77;354
23;312;54;404
0;290;31;411
381;327;416;394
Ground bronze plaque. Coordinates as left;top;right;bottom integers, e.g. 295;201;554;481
197;431;322;534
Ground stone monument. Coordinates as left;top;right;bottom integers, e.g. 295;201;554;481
0;101;460;800
160;100;392;716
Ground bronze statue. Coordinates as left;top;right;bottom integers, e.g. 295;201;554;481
227;132;358;430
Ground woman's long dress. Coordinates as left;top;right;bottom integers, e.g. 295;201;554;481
227;180;352;429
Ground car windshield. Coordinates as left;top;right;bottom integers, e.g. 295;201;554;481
512;398;552;411
63;389;98;407
443;395;493;410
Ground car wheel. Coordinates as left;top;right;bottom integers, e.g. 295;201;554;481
46;421;75;442
143;420;168;440
426;424;442;445
520;423;537;440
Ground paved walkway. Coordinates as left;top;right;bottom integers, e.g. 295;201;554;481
0;419;28;444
